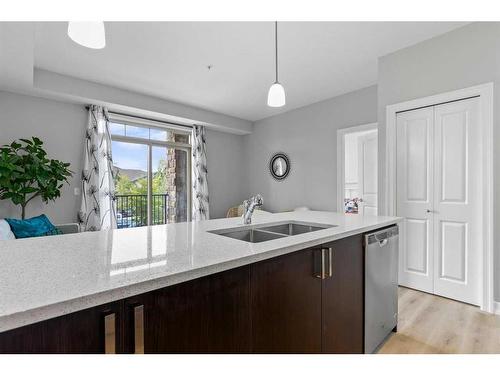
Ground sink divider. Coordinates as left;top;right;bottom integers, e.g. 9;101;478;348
251;228;290;238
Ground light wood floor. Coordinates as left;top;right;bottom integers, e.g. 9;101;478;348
378;287;500;354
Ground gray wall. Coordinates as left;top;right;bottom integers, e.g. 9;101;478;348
0;90;247;223
244;85;377;213
0;91;87;224
377;22;500;302
206;129;247;218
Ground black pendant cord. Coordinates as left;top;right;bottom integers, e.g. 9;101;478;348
275;21;279;83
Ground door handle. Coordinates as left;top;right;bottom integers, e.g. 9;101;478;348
104;312;116;354
426;209;435;213
314;249;327;279
134;305;145;354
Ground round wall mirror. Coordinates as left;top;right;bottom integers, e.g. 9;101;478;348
269;152;291;181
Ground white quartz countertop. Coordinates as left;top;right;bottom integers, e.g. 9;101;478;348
0;211;401;333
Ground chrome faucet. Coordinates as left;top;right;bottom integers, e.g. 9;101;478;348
243;194;263;225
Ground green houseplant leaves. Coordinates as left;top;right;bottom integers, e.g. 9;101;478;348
0;137;73;219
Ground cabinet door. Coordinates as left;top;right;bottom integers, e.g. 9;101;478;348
0;301;124;354
322;234;364;353
251;248;322;353
124;265;251;353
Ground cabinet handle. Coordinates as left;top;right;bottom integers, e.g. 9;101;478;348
134;305;145;354
321;249;327;279
314;249;327;279
104;312;116;354
327;248;333;278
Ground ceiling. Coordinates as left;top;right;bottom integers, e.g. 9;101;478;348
34;22;467;122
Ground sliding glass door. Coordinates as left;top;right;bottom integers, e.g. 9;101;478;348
110;118;191;228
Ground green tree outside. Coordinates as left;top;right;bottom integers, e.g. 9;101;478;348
114;159;169;226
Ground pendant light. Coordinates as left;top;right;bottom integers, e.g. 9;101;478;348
68;22;106;49
267;21;286;107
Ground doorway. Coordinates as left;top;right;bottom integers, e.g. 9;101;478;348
337;123;378;216
385;83;494;312
396;98;481;305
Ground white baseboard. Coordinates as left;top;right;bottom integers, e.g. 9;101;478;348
494;301;500;316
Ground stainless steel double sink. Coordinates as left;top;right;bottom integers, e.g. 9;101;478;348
208;221;335;243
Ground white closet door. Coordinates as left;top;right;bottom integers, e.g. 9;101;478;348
357;131;378;216
396;107;434;293
433;98;481;305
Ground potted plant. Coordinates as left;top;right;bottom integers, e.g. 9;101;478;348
0;137;73;219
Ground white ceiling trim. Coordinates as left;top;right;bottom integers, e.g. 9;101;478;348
32;68;253;135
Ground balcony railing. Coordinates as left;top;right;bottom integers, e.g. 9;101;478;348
116;193;169;229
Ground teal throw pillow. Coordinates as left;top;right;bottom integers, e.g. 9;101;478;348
5;214;59;239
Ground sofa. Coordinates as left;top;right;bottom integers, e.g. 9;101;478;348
0;219;79;240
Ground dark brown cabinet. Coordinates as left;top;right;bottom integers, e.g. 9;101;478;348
123;265;251;353
0;233;366;354
251;248;322;353
322;234;364;353
250;235;364;354
0;301;123;354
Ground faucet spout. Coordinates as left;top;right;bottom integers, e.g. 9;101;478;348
243;194;263;224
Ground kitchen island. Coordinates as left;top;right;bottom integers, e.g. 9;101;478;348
0;211;401;353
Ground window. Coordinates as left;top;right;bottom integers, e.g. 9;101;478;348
109;114;191;228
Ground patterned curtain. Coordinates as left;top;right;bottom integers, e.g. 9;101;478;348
192;125;210;220
78;105;117;231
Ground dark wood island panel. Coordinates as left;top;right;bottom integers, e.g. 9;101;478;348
0;232;367;354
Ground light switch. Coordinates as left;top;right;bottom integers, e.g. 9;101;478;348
74;187;81;196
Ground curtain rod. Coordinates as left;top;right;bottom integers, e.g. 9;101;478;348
84;105;194;130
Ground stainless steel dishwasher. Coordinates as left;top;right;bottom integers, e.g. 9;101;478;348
365;225;399;353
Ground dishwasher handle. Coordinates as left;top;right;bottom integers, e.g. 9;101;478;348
378;239;388;247
365;226;399;246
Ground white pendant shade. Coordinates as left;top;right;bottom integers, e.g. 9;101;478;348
67;22;106;49
267;82;286;107
267;22;286;108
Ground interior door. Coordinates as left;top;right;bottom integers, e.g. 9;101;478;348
357;131;378;215
432;98;481;305
396;107;434;293
396;98;481;306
